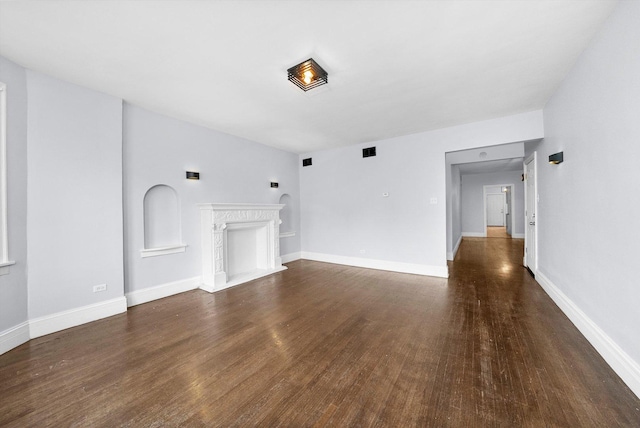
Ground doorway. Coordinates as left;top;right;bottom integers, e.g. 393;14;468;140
483;184;515;238
487;193;506;226
524;153;537;273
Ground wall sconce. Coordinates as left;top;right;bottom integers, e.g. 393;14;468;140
287;58;328;91
270;182;279;188
548;152;564;164
186;171;200;180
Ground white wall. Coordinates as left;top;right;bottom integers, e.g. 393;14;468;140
449;164;462;259
123;104;300;294
26;71;125;318
537;0;640;395
0;60;301;354
300;111;543;276
460;170;524;236
0;57;28;333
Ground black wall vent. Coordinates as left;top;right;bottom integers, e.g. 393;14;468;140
362;147;377;158
302;158;312;167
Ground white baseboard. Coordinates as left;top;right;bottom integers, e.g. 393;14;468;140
126;276;201;307
0;321;30;356
512;233;525;239
454;235;462;258
536;271;640;399
281;252;301;264
29;297;127;340
448;235;463;261
462;232;485;237
301;251;448;278
200;267;288;294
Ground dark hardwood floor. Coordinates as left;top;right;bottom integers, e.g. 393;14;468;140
1;238;639;426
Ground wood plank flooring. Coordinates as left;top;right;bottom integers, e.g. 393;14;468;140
1;238;639;426
486;226;510;239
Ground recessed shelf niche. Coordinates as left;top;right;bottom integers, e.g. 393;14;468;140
278;193;295;238
141;184;186;257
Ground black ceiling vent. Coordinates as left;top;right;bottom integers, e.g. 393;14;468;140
302;157;312;167
362;147;376;158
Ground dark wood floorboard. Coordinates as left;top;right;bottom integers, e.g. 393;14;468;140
1;237;639;426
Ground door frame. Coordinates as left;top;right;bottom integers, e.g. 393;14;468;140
483;183;515;237
524;152;538;271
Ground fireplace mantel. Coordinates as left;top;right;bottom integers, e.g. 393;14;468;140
199;203;286;292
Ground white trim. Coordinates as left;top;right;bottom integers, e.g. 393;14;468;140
0;81;13;273
447;235;463;261
140;244;187;258
126;276;201;307
462;232;485;237
281;252;301;263
536;271;640;399
301;251;449;278
279;231;296;238
524;152;538;273
0;260;15;276
199;266;288;293
453;234;462;256
199;203;284;292
198;203;284;211
0;321;30;356
29;297;127;340
512;233;525;239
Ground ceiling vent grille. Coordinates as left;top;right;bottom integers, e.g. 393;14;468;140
362;147;376;158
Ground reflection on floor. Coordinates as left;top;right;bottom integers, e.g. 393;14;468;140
2;239;639;425
487;226;510;238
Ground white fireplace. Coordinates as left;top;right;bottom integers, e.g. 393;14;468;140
199;203;286;292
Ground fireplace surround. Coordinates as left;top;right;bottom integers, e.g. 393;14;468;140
199;203;286;292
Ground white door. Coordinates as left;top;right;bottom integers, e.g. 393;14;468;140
525;156;536;271
505;187;512;236
486;194;505;226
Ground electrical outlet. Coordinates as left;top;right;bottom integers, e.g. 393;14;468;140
359;249;366;254
93;284;107;293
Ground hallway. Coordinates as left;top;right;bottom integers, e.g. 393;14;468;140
446;237;640;425
1;238;639;426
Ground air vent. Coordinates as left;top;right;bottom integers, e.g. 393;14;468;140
362;147;376;158
302;158;312;167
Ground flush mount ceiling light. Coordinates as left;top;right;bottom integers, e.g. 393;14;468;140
287;58;328;91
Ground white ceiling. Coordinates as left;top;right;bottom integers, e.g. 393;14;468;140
457;158;524;175
0;1;617;153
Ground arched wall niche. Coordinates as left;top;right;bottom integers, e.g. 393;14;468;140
278;193;295;238
141;184;186;257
